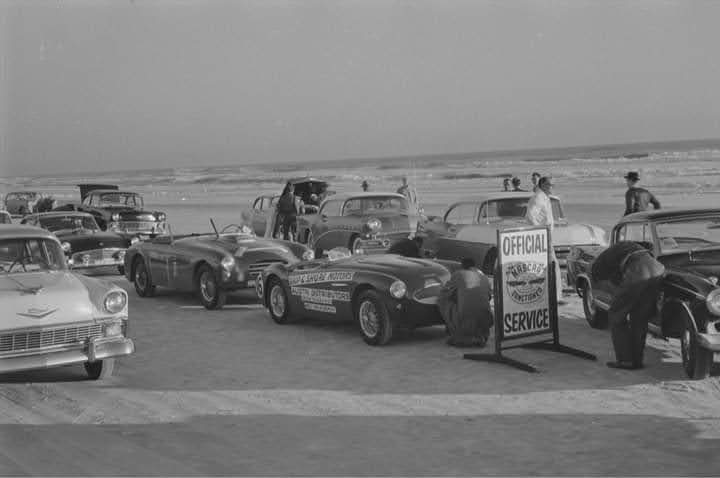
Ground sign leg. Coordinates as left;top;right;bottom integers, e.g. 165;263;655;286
463;352;540;373
522;342;597;361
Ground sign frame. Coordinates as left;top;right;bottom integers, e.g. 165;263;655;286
464;226;596;373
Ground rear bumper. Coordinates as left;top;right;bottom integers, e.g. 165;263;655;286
0;337;134;374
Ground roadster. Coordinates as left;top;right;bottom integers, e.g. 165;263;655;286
124;222;313;309
566;208;720;379
257;249;450;345
0;224;134;379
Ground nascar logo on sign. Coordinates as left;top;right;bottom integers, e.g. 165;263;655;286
499;227;551;339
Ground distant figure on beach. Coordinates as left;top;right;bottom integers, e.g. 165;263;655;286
624;171;660;216
526;176;562;303
361;180;370;192
511;177;526;192
438;257;493;348
531;172;541;192
503;178;510;191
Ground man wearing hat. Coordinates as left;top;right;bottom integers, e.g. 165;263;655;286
624;171;660;216
511;177;526;192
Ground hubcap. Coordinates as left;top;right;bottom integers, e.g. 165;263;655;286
359;300;380;337
270;285;286;317
136;267;147;289
200;272;216;301
351;237;362;254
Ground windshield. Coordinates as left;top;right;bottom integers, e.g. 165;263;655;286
481;198;563;221
39;215;100;232
0;238;67;273
655;217;720;253
98;192;143;208
342;196;409;216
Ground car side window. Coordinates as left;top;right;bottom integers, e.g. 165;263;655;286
320;200;342;217
617;223;650;243
342;199;362;216
253;197;262;210
445;203;477;225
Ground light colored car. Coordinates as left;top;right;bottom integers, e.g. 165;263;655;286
420;192;607;278
0;211;11;224
0;224;134;379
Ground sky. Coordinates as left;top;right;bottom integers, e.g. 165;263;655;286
2;0;720;176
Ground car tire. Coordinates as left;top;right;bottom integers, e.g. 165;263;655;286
581;281;608;329
356;289;394;346
84;359;116;380
350;235;362;254
680;315;713;379
267;277;291;324
133;258;156;297
196;264;227;310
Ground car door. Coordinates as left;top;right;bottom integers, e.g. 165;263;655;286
144;238;175;287
287;261;348;320
311;199;346;249
251;196;269;236
444;202;479;237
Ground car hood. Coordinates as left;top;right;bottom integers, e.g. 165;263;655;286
180;234;302;260
54;229;129;249
0;271;114;330
356;214;416;234
663;249;720;282
332;254;450;284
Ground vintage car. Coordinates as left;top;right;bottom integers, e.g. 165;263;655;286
566;208;720;379
257;248;451;345
4;191;53;216
247;177;330;237
124;222;314;309
0;211;11;224
20;212;136;274
53;184;167;236
0;224;134;379
420;192;607;278
296;192;421;257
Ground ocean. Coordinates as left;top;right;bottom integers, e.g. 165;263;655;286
2;138;720;235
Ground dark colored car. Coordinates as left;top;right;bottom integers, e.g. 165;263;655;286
566;208;720;379
20;212;135;274
296;192;421;257
54;184;167;237
257;250;450;345
124;223;314;309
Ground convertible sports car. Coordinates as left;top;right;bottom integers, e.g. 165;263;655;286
257;249;451;345
566;208;720;379
124;222;314;309
0;224;134;379
296;192;421;257
20;212;136;274
420;192;607;278
53;184;167;236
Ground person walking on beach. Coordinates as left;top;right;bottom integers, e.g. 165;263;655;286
361;180;370;192
526;176;562;303
511;177;526;192
624;171;660;216
438;257;493;347
531;172;541;192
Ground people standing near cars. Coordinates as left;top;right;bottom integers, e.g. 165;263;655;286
591;241;665;370
503;178;510;191
531;172;541;192
274;182;297;241
624;171;660;216
526;176;562;303
511;177;526;192
438;257;493;347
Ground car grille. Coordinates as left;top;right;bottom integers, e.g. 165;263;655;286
0;324;103;354
247;260;285;280
116;221;160;233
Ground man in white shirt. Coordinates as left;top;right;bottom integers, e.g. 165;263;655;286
525;176;562;302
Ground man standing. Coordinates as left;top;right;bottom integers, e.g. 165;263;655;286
526;176;562;302
361;180;370;192
624;171;660;216
396;176;410;197
511;177;526;192
438;258;493;347
531;172;541;192
275;182;297;241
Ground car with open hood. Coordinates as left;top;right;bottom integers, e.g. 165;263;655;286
20;212;137;274
124;221;314;309
566;208;720;379
0;224;134;379
53;184;167;237
257;247;450;345
296;192;421;257
419;192;607;280
4;191;54;217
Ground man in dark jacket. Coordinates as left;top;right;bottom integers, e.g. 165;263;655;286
624;171;660;216
387;236;423;258
438;258;493;347
274;182;297;240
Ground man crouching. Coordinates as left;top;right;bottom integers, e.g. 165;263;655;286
438;257;493;347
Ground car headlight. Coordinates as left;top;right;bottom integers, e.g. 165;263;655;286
61;241;71;253
111;213;120;222
103;290;127;314
103;322;123;337
365;218;382;233
707;288;720;316
130;236;140;245
157;212;166;221
389;280;407;299
302;249;315;261
221;255;236;281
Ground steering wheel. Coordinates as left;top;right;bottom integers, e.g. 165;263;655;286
221;224;247;234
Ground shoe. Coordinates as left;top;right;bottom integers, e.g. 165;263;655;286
606;361;640;370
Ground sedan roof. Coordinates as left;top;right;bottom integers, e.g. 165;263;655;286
0;224;57;241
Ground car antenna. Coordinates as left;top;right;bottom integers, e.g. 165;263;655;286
210;218;219;238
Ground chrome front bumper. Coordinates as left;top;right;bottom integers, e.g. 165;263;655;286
0;337;134;374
